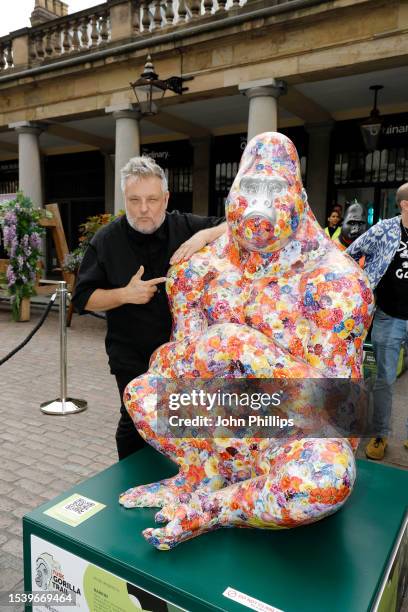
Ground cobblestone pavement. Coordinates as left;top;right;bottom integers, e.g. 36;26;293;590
0;302;407;610
0;303;117;602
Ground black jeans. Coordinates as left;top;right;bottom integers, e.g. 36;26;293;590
115;370;147;460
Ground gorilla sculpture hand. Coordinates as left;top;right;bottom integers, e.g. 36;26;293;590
119;132;374;550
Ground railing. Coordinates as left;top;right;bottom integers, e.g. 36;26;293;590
28;4;110;64
135;0;242;32
0;37;13;71
0;0;324;73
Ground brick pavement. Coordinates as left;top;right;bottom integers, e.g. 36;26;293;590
0;303;117;600
0;302;407;610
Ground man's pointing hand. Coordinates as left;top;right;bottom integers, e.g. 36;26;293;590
124;265;167;304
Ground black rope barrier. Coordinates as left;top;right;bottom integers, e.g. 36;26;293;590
0;293;57;366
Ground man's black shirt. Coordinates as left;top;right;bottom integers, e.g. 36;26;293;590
72;211;222;375
375;223;408;320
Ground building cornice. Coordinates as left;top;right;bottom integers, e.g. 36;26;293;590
0;0;343;85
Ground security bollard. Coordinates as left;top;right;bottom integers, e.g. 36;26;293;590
40;281;87;415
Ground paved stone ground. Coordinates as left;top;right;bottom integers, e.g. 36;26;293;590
0;303;117;605
0;302;407;610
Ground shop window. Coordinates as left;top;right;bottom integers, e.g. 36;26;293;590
334;147;408;185
379;149;388;182
0;160;18;195
372;150;380;183
0;178;18;194
215;161;239;194
165;166;192;193
396;148;406;182
347;152;365;183
364;153;372;183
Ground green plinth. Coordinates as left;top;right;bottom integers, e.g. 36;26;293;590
23;447;408;612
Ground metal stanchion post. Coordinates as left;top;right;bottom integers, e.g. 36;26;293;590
40;281;87;415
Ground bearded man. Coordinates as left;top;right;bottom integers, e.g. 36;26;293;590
73;156;225;459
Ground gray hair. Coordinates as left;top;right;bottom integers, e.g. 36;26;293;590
120;156;168;193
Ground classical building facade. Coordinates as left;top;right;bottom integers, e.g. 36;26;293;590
0;0;407;256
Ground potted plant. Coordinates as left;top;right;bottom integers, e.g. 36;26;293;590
0;194;46;321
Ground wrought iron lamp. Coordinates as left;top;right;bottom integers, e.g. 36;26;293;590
360;85;384;151
130;55;193;116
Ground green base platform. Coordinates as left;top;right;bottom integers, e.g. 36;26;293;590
23;448;408;612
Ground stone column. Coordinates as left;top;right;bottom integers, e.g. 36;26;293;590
106;106;141;213
9;122;43;207
305;121;334;226
239;78;287;142
192;137;211;216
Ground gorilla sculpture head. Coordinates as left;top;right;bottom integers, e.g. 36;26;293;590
226;132;306;252
339;202;367;247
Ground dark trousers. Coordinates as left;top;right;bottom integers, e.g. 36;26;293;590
115;370;147;460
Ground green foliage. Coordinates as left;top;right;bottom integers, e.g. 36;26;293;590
0;193;46;320
63;211;124;273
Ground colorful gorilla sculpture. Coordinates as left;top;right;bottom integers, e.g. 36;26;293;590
119;132;374;550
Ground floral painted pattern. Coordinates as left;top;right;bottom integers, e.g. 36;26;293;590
346;215;402;288
119;132;373;550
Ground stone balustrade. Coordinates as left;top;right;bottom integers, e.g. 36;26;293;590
0;0;316;73
0;37;14;71
136;0;243;32
28;4;110;63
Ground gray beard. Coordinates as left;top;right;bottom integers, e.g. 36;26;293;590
126;211;165;234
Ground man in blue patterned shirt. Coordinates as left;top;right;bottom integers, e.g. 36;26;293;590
347;183;408;460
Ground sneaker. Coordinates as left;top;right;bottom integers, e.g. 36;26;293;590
365;437;388;460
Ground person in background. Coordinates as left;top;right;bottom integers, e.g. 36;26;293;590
332;203;343;222
72;156;226;460
347;183;408;460
324;209;341;240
